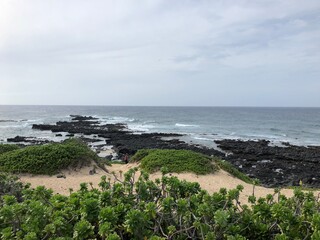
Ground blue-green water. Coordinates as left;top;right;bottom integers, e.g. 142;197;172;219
0;105;320;146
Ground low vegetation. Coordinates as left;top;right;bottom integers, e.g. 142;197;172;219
133;149;217;175
130;149;155;162
1;169;320;239
132;149;256;185
0;144;20;155
0;139;98;175
215;159;255;184
0;173;25;202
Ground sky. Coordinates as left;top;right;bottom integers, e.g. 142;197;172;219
0;0;319;107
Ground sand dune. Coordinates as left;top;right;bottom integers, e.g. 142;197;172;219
19;163;315;204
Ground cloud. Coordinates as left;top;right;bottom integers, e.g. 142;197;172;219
0;0;319;106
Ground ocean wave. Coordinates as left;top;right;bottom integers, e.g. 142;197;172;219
102;116;136;123
24;119;44;123
194;137;213;141
175;123;199;128
128;124;155;132
246;133;280;139
144;120;156;124
0;124;25;129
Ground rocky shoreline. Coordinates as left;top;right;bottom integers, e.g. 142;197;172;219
6;115;320;188
215;139;320;187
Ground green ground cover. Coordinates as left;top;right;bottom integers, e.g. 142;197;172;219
0;144;20;155
0;139;98;175
1;169;320;239
132;149;217;175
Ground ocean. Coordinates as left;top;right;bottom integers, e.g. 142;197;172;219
1;105;320;147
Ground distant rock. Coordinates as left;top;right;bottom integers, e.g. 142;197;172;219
7;136;51;145
0;120;16;122
70;115;98;121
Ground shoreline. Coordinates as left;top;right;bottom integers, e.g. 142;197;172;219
4;114;320;188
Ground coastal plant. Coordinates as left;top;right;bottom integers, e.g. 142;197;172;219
134;149;217;175
0;144;20;155
0;173;25;202
0;139;98;175
1;169;320;239
130;149;155;162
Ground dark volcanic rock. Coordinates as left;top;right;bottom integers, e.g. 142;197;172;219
33;120;127;135
70;115;98;121
32;117;224;158
110;134;223;157
215;139;320;187
7;136;51;145
7;136;28;142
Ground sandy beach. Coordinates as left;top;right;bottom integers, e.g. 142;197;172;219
18;163;313;204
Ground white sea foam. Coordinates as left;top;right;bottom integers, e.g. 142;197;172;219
128;124;155;132
0;124;27;129
175;123;199;128
24;119;43;123
194;137;213;141
101;116;135;123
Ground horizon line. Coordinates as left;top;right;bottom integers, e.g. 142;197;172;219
0;104;320;108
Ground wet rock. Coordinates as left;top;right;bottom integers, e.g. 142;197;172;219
70;115;98;121
215;139;320;187
7;136;51;145
105;155;113;160
7;136;28;142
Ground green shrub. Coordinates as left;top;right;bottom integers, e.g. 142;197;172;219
0;139;97;175
134;149;217;175
0;169;319;239
0;144;20;155
130;149;155;162
0;173;25;201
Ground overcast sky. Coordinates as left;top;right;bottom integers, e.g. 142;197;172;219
0;0;319;107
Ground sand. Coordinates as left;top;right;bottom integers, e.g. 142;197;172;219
18;163;317;204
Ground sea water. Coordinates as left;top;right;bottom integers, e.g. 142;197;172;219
0;105;320;147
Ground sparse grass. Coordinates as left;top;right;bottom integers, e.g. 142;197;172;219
286;185;320;191
0;139;98;175
215;158;254;184
133;149;217;175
